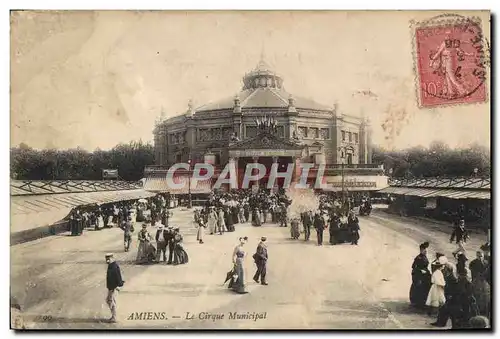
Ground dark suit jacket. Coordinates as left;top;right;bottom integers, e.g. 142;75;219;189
107;262;124;290
255;243;268;262
155;230;169;242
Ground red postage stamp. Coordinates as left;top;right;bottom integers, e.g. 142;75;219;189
413;15;488;108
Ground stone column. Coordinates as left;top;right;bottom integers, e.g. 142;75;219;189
334;114;344;163
233;96;243;139
252;156;259;189
271;156;279;190
366;119;373;164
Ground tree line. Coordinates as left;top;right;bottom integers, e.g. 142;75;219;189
372;141;490;178
10;141;154;181
10;140;490;181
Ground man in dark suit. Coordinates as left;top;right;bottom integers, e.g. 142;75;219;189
105;253;124;323
301;211;312;241
166;226;175;265
155;225;168;262
253;237;269;285
314;213;325;246
470;250;488;282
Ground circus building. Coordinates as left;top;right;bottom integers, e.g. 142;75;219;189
146;58;388;195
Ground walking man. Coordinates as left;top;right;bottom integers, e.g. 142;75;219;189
121;216;134;252
301;211;312;241
450;219;469;258
253;237;269;285
105;253;124;323
155;225;168;262
314;213;325;246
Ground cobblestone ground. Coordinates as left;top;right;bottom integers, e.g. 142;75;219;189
11;208;488;329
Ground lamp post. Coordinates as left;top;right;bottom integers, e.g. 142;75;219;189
338;147;346;204
187;158;192;209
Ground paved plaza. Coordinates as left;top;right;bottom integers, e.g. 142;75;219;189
11;208;487;329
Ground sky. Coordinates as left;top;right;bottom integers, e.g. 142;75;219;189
10;10;491;151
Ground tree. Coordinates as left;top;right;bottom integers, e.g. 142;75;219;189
10;140;155;181
372;143;490;178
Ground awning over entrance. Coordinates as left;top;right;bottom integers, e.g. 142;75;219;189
11;189;155;233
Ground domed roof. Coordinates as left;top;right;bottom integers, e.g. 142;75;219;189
195;58;332;113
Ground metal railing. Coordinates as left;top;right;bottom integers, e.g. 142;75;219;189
387;177;490;189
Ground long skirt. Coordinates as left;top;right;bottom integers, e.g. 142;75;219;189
290;222;300;239
137;241;155;264
409;272;431;307
252;211;261;226
231;259;246;294
174;245;189;265
208;219;216;234
426;284;446;308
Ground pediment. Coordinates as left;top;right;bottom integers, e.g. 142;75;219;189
228;132;304;150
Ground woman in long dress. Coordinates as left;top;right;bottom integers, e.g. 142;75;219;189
290;218;300;240
207;207;217;235
409;242;431;308
252;208;261;227
136;224;154;264
196;216;206;244
426;260;446;314
230;237;248;294
225;207;235;232
173;228;189;265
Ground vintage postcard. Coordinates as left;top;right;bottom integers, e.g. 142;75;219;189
10;10;491;330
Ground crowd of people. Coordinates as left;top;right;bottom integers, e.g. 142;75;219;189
190;189;292;240
82;188;490;330
410;219;491;329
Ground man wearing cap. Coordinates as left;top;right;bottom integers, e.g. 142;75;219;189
105;253;124;323
155;224;168;263
253;237;269;285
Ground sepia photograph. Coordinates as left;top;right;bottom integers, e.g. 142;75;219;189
9;10;491;330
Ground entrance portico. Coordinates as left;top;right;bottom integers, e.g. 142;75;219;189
227;132;304;189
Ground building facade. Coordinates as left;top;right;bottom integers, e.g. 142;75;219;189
149;58;386;193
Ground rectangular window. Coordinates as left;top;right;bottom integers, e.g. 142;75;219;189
277;126;285;138
342;131;346;141
320;128;330;140
354;133;359;143
298;126;308;138
311;128;319;139
348;132;352;142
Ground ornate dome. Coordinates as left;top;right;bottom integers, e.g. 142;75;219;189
194;58;332;113
242;58;283;90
